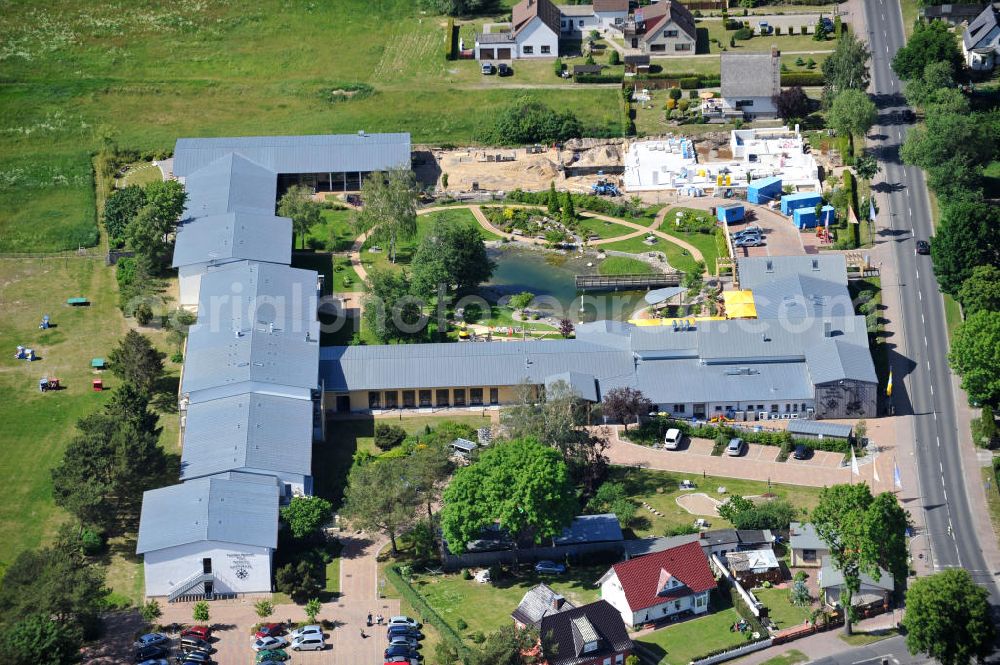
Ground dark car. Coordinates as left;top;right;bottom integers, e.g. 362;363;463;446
177;652;211;664
388;626;424;640
134;645;168;662
135;634;171;649
792;444;811;460
180;636;212;653
385;645;422;660
915;239;930;255
498;63;512;76
820;16;834;31
255;623;286;639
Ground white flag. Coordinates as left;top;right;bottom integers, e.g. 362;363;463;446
873;457;880;484
850;447;860;476
893;461;903;490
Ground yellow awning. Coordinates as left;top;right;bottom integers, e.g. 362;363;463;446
723;290;757;319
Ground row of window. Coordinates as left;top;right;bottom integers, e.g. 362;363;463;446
669;403;810;414
649;42;692;52
368;388;500;409
521;45;550;54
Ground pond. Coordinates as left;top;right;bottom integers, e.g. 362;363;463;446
484;247;645;322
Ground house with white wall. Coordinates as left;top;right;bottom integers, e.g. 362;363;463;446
619;1;697;55
559;0;628;34
476;0;560;60
963;5;1000;70
598;541;717;628
721;48;782;119
136;474;280;600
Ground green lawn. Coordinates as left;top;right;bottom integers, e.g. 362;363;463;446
598;208;715;274
0;0;623;252
119;162;164;188
839;629;899;646
607;466;818;537
408;566;603;639
700;20;838;56
982;467;1000;549
752;586;813;630
758;650;809;665
636;607;747;665
576;215;631;240
599;256;653;276
899;0;919;37
307;208;356;252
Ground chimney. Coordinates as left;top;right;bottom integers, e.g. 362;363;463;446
551;594;564;611
823;320;832;337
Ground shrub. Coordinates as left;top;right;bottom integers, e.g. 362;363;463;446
470;631;486;644
689;89;699;99
666;98;677;110
668;87;683;100
609;50;620;66
780;71;824;86
678;99;690;112
679;77;700;89
554;57;563;77
170;352;183;364
461;568;472;580
80;528;103;555
734;27;753;40
116;257;137;289
374;423;407;450
134;302;153;325
456;618;468;630
971;404;999;449
445;18;455;60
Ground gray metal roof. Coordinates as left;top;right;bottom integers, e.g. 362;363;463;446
623;534;701;559
805;338;878;385
644;286;686;305
737;255;848;291
553;514;624;545
700;529;739;547
750;274;854;320
721;51;781;99
172;212;292;268
788;522;828;551
196;261;319;332
964;5;999;49
174;132;411;177
820;557;893;592
451;438;478;452
182;153;277;218
787;420;854;439
136;476;279;553
180;393;313;481
512;584;576;628
476;31;516;43
546;371;599;402
696;316;870;364
628;358;815;405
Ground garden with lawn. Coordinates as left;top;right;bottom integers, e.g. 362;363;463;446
636;604;748;665
752;585;814;630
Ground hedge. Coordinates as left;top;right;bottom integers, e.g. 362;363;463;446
625;417;852;454
843;169;860;248
780;71;824;86
385;565;470;656
575;73;624;84
445;18;456;60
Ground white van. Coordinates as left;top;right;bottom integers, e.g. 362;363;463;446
664;428;683;450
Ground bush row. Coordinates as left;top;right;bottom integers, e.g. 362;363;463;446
505;188;646;220
575;73;624;84
626;418;852;454
445;18;456;60
385;565;469;656
780;71;825;86
842;169;860;248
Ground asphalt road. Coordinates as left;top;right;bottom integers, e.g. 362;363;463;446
812;636;928;665
863;0;1000;605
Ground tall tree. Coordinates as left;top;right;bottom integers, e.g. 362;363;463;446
853;153;880;181
822;34;871;105
811;485;909;634
601;386;653;431
930;194;1000;294
957;265;1000;315
441;438;577;554
863;492;911;589
828;89;878;138
127;180;187;274
471;624;541;665
949;310;1000;405
901;113;997;200
353;168;419;264
342;458;420;554
902;569;995;665
904;60;958;107
108;330;165;395
362;268;427;343
280;496;333;540
772;86;810;121
547;181;559;216
103;184;147;247
411;217;495;296
891;19;963;81
277;185;323;249
562;191;576;224
407;442;453;522
0;614;82;665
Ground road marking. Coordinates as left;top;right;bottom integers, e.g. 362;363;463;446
916;267;920;278
930;384;934;395
926;359;930;370
936;437;941;447
921;313;925;324
909;206;912;216
918;290;922;300
934;412;938;422
924;334;928;346
940;461;944;473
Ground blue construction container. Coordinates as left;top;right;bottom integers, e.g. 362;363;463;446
747;176;782;205
793;205;836;229
780;192;823;216
716;203;745;224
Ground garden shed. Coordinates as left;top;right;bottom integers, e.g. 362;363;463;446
747;176;782;204
779;192;823;216
716;203;745;224
792;205;835;229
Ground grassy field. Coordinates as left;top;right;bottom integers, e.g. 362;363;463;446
701;20;838;56
598;208;716;274
752;586;813;630
635;606;746;665
0;0;622;252
408;566;603;638
0;257;182;598
599;256;654;275
607;466;819;537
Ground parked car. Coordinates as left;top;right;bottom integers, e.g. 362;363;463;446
821;16;834;30
498;63;512;76
134;646;168;662
481;63;495;75
388;616;421;629
180;626;211;641
255;623;286;639
534;560;566;574
252;636;288;652
726;438;746;456
663;428;683;450
135;634;171;649
290;635;326;651
384;658;421;665
387;626;424;640
793;444;811;460
734;236;764;248
732;225;761;238
179;636;212;653
389;635;420;649
385;645;422;660
177;654;211;665
288;625;323;641
137;659;170;665
255;650;289;663
915;239;930;255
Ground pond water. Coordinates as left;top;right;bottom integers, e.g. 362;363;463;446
484;247;645;322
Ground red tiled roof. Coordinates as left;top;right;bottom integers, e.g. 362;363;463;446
608;541;715;612
638;0;697;43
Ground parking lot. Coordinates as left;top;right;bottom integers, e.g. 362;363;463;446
726;203;806;259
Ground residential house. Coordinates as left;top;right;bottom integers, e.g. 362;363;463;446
921;3;990;26
725;549;782;587
788;522;829;567
720;48;782;119
963;5;1000;70
559;0;629;34
539;600;634;665
819;558;893;611
136;474;280;599
476;0;560;61
512;583;576;629
619;1;697;55
598;541;716;628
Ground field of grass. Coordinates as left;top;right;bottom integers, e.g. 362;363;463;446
899;0;919;38
701;20;838;56
636;606;746;665
599;256;653;276
0;0;622;252
598;209;715;274
607;466;818;537
408;566;603;638
752;586;813;630
307;208;356;252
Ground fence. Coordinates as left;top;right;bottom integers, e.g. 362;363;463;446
710;554;762;618
441;540;623;571
690;638;773;665
575;273;681;291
